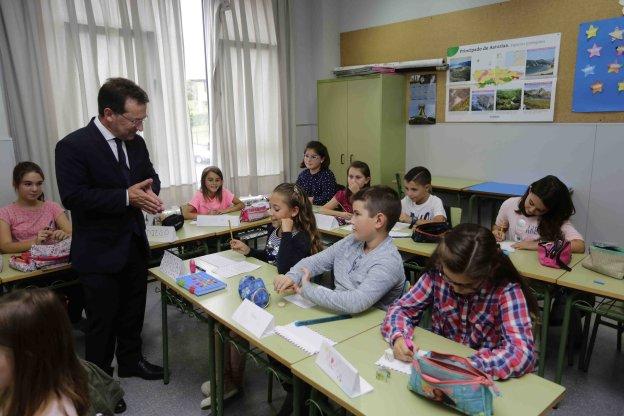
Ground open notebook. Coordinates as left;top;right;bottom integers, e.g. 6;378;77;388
274;322;336;355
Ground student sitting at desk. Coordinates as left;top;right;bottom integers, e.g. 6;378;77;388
320;160;371;220
182;166;244;219
398;166;446;226
492;175;585;253
275;185;406;314
296;140;337;205
382;224;538;380
0;162;71;254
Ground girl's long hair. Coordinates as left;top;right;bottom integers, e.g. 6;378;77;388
273;183;323;254
428;223;538;317
0;288;90;416
516;175;574;241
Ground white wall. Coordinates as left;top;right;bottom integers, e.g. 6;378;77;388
338;0;508;33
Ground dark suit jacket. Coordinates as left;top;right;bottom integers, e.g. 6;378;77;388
55;118;161;274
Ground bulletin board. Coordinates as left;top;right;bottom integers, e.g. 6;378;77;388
340;0;624;123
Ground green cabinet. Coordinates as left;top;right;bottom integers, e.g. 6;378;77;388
317;74;406;188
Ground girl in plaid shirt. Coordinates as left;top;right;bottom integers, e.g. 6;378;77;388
382;223;538;380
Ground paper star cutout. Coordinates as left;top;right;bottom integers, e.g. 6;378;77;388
619;81;624;92
586;24;599;39
590;81;603;94
581;64;595;77
588;43;602;58
609;26;624;41
616;45;624;56
608;61;622;73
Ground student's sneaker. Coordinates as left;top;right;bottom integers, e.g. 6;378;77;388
200;386;239;410
201;381;211;396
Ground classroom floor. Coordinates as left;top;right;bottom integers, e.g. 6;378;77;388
72;281;624;416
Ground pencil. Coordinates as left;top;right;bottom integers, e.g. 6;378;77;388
294;314;352;327
228;220;233;240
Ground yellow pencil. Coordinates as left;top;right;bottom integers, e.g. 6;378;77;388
228;220;233;240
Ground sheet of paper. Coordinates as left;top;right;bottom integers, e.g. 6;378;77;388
499;241;516;253
145;225;177;243
212;261;261;279
314;213;340;230
340;224;353;232
316;342;374;398
159;250;183;279
389;230;411;238
197;253;239;268
375;354;412;375
392;222;410;231
284;294;316;309
232;299;275;338
196;214;241;227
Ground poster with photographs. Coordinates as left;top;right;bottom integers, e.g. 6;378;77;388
408;74;437;124
445;33;560;122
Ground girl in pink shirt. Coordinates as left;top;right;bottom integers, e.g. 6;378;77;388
0;162;72;254
493;175;585;253
182;166;244;219
321;161;371;220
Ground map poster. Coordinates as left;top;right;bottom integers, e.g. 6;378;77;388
408;74;436;125
445;33;561;122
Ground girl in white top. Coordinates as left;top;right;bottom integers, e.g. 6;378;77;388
493;175;585;253
399;166;446;226
0;289;90;416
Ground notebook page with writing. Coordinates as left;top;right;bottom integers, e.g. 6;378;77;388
274;322;336;355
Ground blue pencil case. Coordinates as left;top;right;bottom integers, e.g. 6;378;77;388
408;351;500;416
176;271;226;296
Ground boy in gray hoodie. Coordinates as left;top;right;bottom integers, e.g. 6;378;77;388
275;185;405;313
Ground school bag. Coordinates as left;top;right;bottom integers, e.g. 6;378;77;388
537;240;571;271
582;242;624;279
411;222;451;243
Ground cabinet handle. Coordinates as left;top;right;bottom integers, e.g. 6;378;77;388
349;154;353;163
340;154;345;164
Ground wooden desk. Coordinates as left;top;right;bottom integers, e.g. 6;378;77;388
431;176;482;192
148;251;386;415
554;261;624;384
292;326;565;416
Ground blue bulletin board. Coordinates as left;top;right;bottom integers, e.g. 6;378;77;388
572;16;624;112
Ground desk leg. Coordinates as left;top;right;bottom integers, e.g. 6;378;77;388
467;195;477;223
538;286;552;377
555;291;581;384
293;375;304;416
207;318;218;415
215;324;225;415
160;283;170;385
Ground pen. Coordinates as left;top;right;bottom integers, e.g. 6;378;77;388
294;314;352;327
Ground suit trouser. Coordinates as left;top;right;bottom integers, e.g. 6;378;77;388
80;235;147;374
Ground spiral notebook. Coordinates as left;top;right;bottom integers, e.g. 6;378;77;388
274;322;336;355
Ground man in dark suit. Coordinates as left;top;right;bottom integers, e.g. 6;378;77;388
56;78;165;410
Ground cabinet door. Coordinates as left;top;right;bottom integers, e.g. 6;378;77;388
318;81;348;172
347;78;381;184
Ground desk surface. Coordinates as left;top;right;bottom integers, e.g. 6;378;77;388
463;182;528;198
0;254;71;284
508;251;586;284
148;251;386;366
557;260;624;301
292;326;565;416
431;176;482;192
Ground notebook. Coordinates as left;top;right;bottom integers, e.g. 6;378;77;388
176;271;226;296
274;322;336;355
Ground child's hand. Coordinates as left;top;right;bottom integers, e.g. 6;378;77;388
415;218;427;226
399;213;411;223
281;218;294;233
348;183;360;194
294;268;312;294
230;239;250;255
51;230;70;241
34;229;52;245
207;209;219;215
512;240;537;250
492;229;505;242
392;337;415;363
274;274;295;293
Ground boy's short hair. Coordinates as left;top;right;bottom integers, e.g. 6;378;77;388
404;166;432;186
352;185;401;232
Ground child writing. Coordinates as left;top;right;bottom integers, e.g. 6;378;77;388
382;223;538;380
0;162;72;254
398;166;446;226
182;166;244;219
296;140;337;205
0;288;91;416
275;185;406;314
198;183;323;411
321;160;371;219
492;175;585;253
